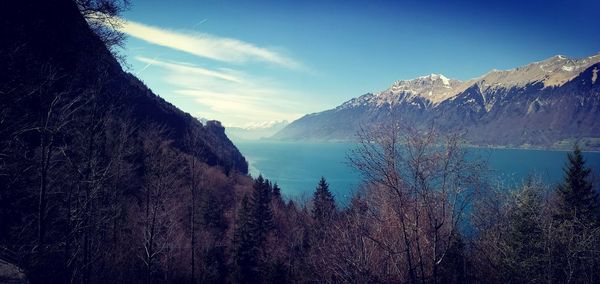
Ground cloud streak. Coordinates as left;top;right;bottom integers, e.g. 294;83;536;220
120;19;302;70
135;57;312;127
136;56;243;83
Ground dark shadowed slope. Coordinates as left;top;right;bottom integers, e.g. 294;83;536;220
0;0;247;174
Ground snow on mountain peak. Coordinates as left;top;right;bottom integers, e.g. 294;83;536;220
336;52;600;112
478;53;600;88
439;74;450;85
242;120;289;130
355;73;466;106
416;73;448;83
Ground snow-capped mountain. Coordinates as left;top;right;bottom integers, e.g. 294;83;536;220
273;53;600;149
226;120;289;141
337;73;464;111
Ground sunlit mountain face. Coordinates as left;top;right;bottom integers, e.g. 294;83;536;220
117;0;600;131
274;53;600;149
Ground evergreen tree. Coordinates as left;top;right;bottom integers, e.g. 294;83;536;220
438;233;468;284
202;246;227;284
235;175;276;281
551;147;600;283
272;182;282;202
200;189;227;234
251;175;274;246
503;181;547;283
233;196;258;283
555;145;599;223
311;177;336;226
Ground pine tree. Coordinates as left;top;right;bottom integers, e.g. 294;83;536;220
272;182;282;201
251;175;274;246
438;233;468;284
555;145;599;223
503;181;546;283
200;189;227;234
551;147;600;283
234;176;278;283
311;177;336;227
233;195;258;283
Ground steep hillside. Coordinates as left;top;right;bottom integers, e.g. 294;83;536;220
0;1;250;282
274;54;600;149
0;0;247;173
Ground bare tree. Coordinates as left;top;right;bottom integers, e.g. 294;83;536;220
183;127;207;283
76;0;130;60
19;65;83;250
347;123;486;283
137;127;182;284
56;69;139;283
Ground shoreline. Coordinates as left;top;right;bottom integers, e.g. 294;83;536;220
236;139;600;153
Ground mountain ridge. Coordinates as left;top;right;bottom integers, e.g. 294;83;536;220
0;0;248;173
225;120;289;141
273;53;600;149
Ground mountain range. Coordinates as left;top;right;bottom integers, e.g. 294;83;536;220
225;120;289;141
273;53;600;149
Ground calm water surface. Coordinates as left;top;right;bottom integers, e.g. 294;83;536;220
235;141;600;202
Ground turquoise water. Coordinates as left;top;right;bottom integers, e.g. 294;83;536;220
236;141;600;202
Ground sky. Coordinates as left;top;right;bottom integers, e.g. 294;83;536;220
118;0;600;127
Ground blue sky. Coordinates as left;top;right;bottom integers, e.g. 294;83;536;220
119;0;600;127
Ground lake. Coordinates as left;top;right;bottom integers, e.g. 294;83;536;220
235;141;600;203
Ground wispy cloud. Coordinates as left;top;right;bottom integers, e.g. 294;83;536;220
136;56;243;83
135;57;312;127
120;19;303;70
93;15;318;126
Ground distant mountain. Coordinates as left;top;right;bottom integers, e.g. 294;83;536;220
225;120;289;141
273;53;600;149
